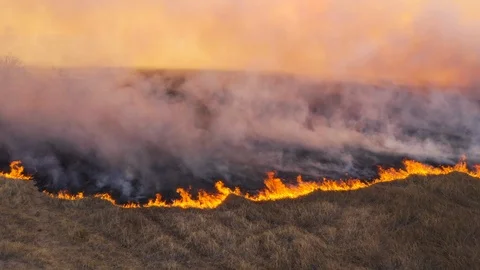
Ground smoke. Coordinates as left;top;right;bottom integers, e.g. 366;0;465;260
1;0;480;85
0;62;479;201
1;1;480;200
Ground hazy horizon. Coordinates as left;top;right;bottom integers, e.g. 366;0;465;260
1;0;480;85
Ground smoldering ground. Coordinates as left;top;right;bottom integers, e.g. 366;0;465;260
0;64;479;202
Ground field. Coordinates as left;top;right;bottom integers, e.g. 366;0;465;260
1;173;480;269
3;1;480;269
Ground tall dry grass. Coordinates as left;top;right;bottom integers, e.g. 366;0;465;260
1;173;480;269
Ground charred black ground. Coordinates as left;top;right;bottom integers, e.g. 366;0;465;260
1;68;479;203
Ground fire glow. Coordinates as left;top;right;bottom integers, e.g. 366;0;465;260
1;159;479;209
2;0;480;86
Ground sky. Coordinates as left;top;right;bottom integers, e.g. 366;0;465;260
1;0;479;85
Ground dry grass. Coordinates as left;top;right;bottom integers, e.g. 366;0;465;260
1;173;480;269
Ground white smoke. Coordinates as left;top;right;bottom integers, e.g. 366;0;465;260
0;63;478;199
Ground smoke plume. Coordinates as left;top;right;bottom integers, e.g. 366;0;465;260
1;1;480;201
0;61;479;201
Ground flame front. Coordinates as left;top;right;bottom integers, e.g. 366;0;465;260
1;159;479;209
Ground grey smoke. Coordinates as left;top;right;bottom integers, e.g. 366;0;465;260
0;62;479;200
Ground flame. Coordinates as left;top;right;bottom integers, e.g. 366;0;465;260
1;158;479;209
146;182;242;209
94;193;141;209
44;190;84;200
0;161;32;180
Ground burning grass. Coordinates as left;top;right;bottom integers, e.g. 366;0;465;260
1;161;480;268
1;159;480;209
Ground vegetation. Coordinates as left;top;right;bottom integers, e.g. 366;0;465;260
1;173;479;269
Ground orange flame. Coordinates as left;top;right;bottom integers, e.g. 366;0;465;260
1;159;479;209
146;182;242;209
0;161;32;180
44;190;84;200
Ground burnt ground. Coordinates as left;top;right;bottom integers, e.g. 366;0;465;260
0;142;473;205
1;172;480;269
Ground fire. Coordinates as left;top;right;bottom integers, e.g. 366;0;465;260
94;193;141;209
1;159;479;209
144;182;242;209
44;190;84;200
0;161;32;180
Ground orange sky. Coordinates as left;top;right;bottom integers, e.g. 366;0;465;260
1;0;479;85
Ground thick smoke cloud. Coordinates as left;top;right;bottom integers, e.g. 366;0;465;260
0;61;479;201
1;0;480;85
1;1;480;200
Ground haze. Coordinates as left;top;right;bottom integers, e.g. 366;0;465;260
1;0;479;85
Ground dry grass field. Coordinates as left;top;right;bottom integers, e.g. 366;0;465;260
1;173;480;269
